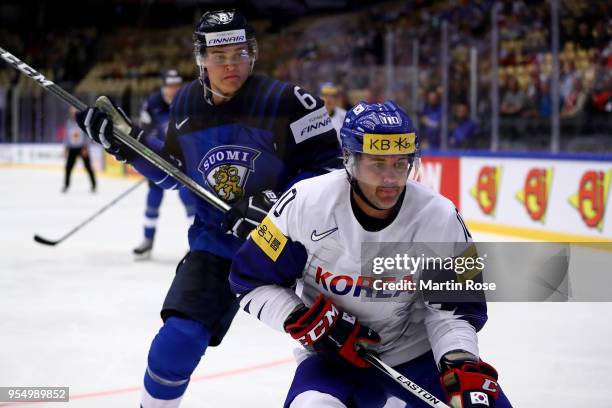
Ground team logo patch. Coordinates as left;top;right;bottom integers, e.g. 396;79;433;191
198;145;260;203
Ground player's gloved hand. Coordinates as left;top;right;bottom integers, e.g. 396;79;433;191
284;293;381;368
439;350;500;408
222;190;280;240
75;96;143;162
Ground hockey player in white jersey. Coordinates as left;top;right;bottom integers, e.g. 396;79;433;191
229;101;512;407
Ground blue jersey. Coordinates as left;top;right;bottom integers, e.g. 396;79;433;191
130;75;341;259
138;90;171;152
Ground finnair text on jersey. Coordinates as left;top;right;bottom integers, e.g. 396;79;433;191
301;116;331;137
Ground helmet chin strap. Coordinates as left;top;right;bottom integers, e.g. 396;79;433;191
196;57;231;104
200;72;232;105
205;79;232;102
198;56;256;105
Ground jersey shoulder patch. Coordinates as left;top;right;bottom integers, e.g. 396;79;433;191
249;215;288;261
289;105;333;144
283;84;333;144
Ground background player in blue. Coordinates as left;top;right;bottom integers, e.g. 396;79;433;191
229;102;512;407
133;70;196;259
75;9;340;408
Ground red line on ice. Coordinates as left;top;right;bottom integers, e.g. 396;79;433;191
0;357;294;406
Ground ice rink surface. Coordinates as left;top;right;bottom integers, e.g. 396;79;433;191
1;167;611;407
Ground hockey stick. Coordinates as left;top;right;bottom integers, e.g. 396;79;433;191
361;352;451;408
33;179;146;246
0;46;230;213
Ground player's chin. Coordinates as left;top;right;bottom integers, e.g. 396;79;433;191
372;197;399;209
375;187;400;206
222;75;245;89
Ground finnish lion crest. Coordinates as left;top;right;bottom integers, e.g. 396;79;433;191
212;165;244;201
198;145;260;204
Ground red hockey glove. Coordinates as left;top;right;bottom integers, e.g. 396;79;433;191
284;294;380;368
440;350;500;408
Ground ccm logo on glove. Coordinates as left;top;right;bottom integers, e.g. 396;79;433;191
294;303;339;345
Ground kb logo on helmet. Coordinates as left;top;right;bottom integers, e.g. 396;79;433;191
363;133;416;155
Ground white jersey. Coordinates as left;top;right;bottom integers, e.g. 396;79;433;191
231;170;482;367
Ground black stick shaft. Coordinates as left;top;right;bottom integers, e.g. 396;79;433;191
361;353;451;408
34;179;145;246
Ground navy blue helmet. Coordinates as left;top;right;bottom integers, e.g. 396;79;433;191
340;101;419;157
193;10;257;61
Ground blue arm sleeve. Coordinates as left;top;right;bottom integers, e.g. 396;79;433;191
459;303;488;332
129;154;182;190
229;237;308;296
128;99;184;191
424;266;488;332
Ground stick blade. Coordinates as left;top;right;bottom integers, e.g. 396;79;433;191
33;234;59;246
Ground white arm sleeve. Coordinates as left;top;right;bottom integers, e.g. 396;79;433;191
424;305;479;367
425;205;479;366
239;285;304;332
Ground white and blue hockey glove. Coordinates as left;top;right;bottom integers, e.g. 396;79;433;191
76;97;143;162
222;190;280;240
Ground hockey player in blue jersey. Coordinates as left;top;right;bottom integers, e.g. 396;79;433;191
133;70;196;258
75;9;340;408
229;101;512;407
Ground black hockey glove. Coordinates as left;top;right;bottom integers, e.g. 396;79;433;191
75;96;143;162
284;294;381;368
222;190;280;240
440;350;500;408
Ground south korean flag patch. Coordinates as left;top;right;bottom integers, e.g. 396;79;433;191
469;391;490;406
